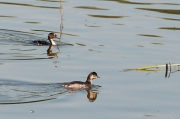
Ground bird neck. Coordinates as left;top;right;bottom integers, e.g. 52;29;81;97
49;38;56;45
86;75;92;85
48;35;57;45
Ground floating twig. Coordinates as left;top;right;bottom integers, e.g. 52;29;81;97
124;63;180;72
124;63;180;78
169;62;171;72
59;0;64;41
165;63;168;78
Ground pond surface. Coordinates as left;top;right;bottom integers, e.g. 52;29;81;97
0;0;180;118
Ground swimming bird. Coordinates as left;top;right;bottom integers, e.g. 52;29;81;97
33;33;58;46
63;72;100;89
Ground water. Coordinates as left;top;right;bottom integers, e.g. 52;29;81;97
0;0;180;118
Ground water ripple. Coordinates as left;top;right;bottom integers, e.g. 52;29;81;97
88;14;127;18
0;2;59;9
157;17;180;21
0;29;62;61
137;8;180;15
0;81;65;104
159;27;180;30
36;0;60;2
0;79;101;104
0;15;16;18
74;6;109;10
103;0;180;5
138;34;163;38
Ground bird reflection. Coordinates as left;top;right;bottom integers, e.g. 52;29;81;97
47;45;60;58
86;89;98;102
66;87;99;102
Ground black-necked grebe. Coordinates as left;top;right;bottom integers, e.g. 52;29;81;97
33;33;58;46
63;72;100;89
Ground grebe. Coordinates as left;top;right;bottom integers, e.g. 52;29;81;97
33;33;58;46
63;72;100;89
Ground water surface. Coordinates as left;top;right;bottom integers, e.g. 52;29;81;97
0;0;180;119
